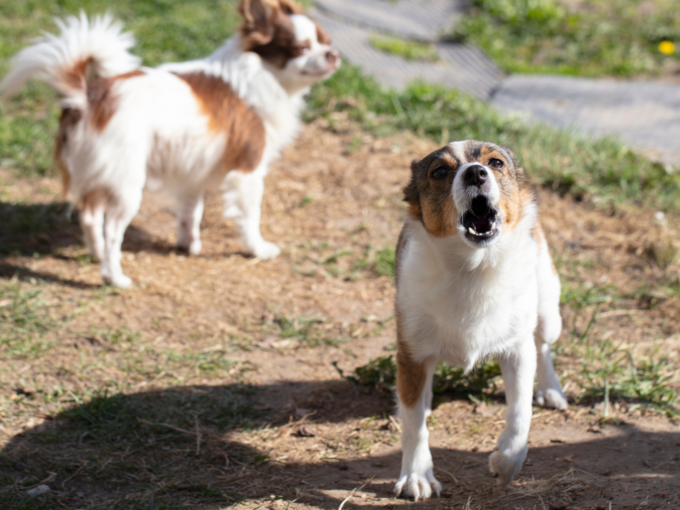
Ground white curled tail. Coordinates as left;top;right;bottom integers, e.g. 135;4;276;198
0;11;140;108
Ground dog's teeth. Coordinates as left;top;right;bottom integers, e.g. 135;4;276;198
491;221;497;230
468;227;475;235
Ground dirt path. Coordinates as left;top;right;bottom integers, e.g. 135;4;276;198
1;120;679;509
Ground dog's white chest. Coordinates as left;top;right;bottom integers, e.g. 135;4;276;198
397;232;538;369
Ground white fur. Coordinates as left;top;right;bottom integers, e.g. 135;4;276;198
0;12;140;107
1;12;338;287
394;142;566;499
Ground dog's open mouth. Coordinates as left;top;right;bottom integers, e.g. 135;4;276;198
461;196;499;243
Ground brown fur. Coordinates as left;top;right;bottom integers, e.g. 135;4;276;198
59;57;94;94
315;21;331;45
54;107;82;196
396;316;427;408
403;148;461;237
239;0;313;69
86;70;145;132
81;188;110;213
176;72;266;174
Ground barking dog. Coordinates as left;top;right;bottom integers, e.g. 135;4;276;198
0;0;339;287
394;141;567;500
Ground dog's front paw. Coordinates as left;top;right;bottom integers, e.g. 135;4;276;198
535;387;568;410
250;241;280;260
489;445;527;485
103;273;133;289
394;471;441;501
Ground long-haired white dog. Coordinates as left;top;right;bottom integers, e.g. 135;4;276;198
1;0;339;287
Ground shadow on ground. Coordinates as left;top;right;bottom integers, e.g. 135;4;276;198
1;381;679;509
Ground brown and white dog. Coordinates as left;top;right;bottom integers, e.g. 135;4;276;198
0;0;339;287
394;141;567;500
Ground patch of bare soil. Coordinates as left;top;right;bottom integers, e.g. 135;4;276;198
0;120;679;509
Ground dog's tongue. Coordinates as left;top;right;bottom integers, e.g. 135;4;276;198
470;215;493;233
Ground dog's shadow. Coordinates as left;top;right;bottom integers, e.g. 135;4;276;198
0;200;186;286
1;379;678;509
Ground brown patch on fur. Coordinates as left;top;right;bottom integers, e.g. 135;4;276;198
396;318;426;408
59;57;94;94
497;184;533;233
54;107;82;197
403;149;460;237
81;188;110;213
420;196;457;237
87;70;145;132
177;72;266;174
239;0;312;68
314;20;331;45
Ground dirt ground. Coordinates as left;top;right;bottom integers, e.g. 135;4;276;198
1;119;680;509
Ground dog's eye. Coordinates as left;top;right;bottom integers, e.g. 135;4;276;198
488;158;504;170
430;167;449;180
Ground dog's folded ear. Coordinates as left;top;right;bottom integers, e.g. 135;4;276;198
239;0;277;46
278;0;304;15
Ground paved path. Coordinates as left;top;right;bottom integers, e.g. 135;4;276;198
313;0;680;166
492;76;680;166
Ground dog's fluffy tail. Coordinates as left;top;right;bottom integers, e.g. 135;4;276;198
0;12;140;108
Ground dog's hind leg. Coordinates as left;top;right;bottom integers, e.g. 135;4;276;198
80;189;107;262
394;342;440;501
176;193;205;255
222;169;280;260
534;231;568;410
100;187;142;288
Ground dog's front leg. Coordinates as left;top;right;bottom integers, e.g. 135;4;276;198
489;338;537;485
222;170;280;260
394;348;440;501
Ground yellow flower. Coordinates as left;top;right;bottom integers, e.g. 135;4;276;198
659;40;675;55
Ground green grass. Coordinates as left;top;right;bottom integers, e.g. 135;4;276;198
369;34;439;62
452;0;680;77
344;354;502;398
271;314;345;347
0;282;55;358
559;279;679;417
307;64;680;213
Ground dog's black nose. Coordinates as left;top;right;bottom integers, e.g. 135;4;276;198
463;164;488;187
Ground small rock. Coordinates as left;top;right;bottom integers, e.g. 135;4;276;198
256;335;279;349
27;485;50;498
587;424;602;433
295;425;316;437
473;402;495;416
